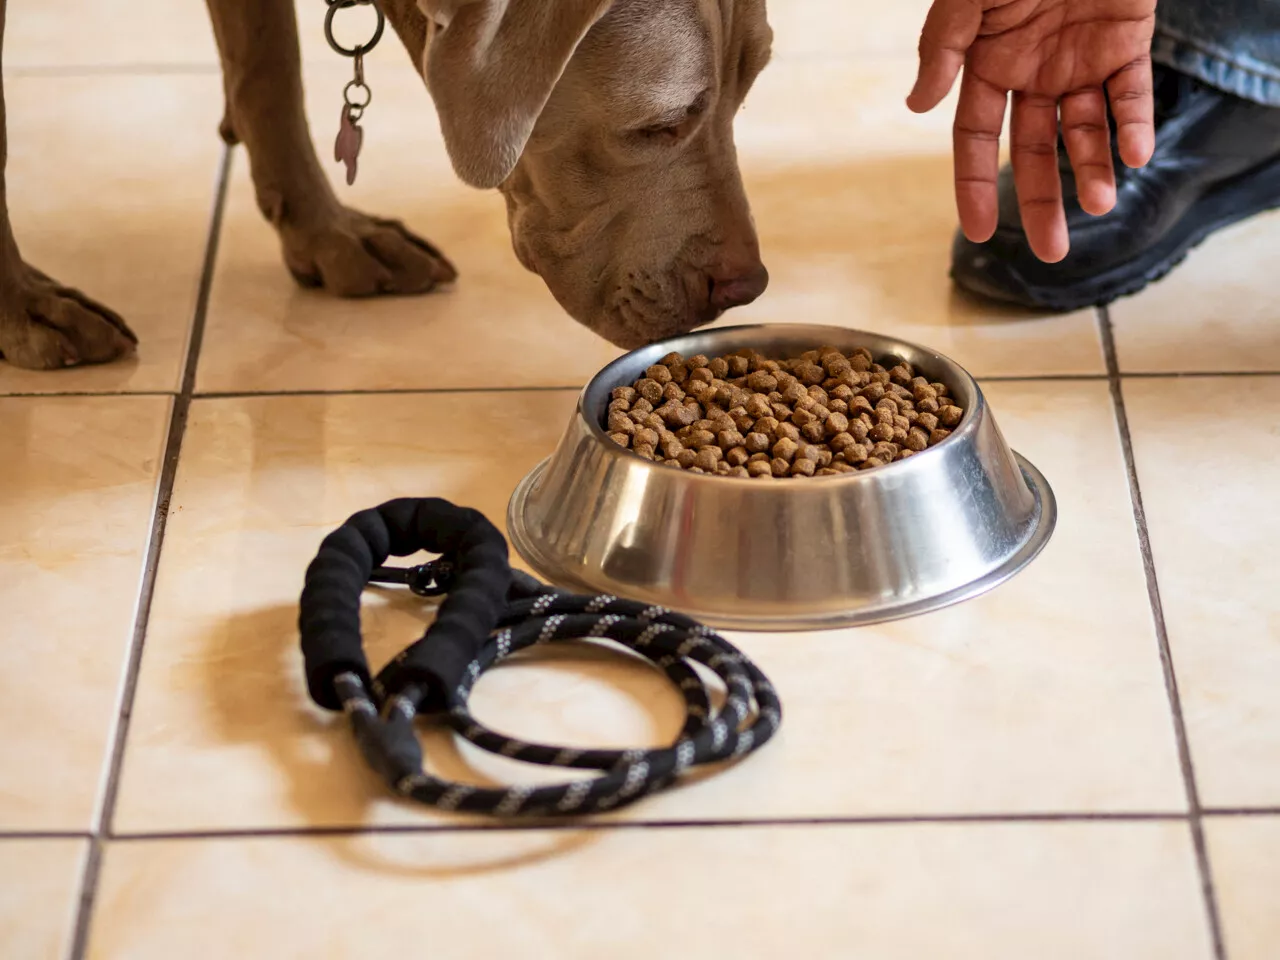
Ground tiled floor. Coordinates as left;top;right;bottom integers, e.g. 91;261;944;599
2;2;1277;958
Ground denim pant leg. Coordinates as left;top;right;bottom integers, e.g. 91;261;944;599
1152;0;1280;105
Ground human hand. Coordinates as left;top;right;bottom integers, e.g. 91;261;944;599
908;0;1157;262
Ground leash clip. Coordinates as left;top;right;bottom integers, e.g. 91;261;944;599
369;559;455;597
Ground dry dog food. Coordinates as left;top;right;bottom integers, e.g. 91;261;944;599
604;346;965;478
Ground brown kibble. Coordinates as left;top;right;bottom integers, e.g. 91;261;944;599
662;403;698;428
781;381;808;405
824;412;850;437
718;429;745;449
801;422;826;443
931;381;950;399
938;405;964;428
634;427;660;449
746;393;773;418
645;364;672;385
773;437;800;462
829;432;856;454
796;443;822;463
889;364;913;386
694;448;721;472
688;429;717;449
775;422;802;444
688;367;715;386
618;345;963;480
794;362;825;386
913;383;938;403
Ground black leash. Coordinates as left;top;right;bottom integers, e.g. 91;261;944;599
299;498;782;817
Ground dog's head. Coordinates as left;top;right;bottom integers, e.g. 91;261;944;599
385;0;772;348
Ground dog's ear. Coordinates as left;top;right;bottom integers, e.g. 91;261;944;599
422;0;615;189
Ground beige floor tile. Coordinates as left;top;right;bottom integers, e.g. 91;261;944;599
89;822;1210;960
114;380;1183;833
0;75;223;394
1206;815;1280;960
0;839;87;960
1111;212;1280;374
196;56;1098;394
1124;377;1280;807
769;0;932;59
5;0;217;69
0;396;169;830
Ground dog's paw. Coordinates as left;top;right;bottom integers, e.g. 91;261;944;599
281;206;457;297
0;263;138;369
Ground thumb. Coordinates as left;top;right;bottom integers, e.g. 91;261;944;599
909;0;983;113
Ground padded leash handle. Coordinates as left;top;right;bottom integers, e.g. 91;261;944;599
299;498;781;817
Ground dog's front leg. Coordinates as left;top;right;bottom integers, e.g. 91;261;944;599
205;0;456;296
0;0;138;368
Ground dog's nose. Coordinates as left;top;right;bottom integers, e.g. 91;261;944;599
709;263;770;312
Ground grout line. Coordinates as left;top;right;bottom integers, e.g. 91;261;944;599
1203;807;1280;818
192;384;587;400
65;143;234;960
1099;306;1228;960
0;830;93;842
108;811;1190;843
7;63;222;78
4;370;1279;403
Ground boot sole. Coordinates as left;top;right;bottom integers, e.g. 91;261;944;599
952;153;1280;312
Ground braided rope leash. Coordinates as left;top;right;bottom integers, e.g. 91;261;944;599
299;498;782;817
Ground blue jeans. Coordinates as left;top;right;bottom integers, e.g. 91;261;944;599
1154;0;1280;105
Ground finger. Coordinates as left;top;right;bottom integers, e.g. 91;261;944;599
1060;87;1116;216
908;0;983;113
1107;55;1156;168
953;70;1008;243
1011;91;1069;263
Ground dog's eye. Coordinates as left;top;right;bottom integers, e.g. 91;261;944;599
638;123;682;141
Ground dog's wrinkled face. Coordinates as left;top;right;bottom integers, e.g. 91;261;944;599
392;0;772;348
503;1;773;347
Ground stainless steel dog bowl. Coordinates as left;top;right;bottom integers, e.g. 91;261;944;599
508;324;1056;631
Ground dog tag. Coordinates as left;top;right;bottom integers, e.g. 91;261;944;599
335;105;364;186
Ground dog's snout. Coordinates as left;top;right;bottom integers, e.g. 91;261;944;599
709;262;769;311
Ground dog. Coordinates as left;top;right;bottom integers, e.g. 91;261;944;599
0;0;773;370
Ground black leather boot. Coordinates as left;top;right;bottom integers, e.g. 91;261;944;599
951;66;1280;311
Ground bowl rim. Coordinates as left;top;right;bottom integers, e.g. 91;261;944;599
580;323;986;484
